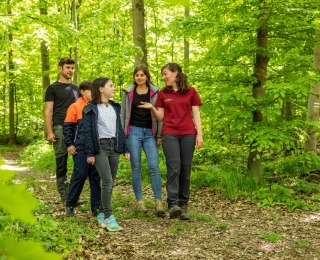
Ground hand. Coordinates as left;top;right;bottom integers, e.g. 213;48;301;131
67;145;77;155
87;156;95;165
157;138;162;147
124;153;130;162
47;132;56;143
137;102;153;109
196;135;203;149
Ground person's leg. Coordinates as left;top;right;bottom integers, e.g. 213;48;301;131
88;163;101;213
53;125;69;202
178;135;196;206
66;150;88;210
126;126;143;200
161;135;181;208
94;140;114;218
143;129;162;200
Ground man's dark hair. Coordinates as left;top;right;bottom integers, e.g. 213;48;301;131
79;80;92;91
58;57;75;67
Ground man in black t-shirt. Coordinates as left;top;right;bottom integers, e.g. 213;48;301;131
44;57;80;203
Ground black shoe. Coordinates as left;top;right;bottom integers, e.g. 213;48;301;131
169;205;182;219
92;207;100;217
66;206;74;217
179;205;190;220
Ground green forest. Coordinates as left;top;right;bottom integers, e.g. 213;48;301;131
2;0;320;259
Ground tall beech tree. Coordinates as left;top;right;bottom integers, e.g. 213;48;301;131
247;1;270;178
132;0;147;66
305;29;320;153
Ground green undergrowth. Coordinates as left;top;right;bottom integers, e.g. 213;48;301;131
14;142;320;212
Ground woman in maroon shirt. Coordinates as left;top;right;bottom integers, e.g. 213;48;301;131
139;62;203;220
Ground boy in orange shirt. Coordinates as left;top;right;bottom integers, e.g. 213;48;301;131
63;80;101;217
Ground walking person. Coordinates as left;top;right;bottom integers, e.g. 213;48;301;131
44;57;80;203
83;77;130;231
121;64;165;217
63;80;101;217
138;62;203;220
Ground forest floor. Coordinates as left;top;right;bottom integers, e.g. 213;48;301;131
2;150;320;260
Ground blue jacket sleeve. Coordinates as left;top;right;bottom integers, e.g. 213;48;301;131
63;122;75;148
83;106;95;157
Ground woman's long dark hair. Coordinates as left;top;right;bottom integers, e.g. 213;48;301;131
92;77;110;104
133;64;152;87
161;62;189;93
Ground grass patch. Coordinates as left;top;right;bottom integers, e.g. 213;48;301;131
295;240;309;248
214;223;228;230
259;232;281;242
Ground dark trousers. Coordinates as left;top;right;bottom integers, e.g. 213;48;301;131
161;134;196;208
66;149;101;210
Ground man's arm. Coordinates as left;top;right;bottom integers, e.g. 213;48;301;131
45;101;55;143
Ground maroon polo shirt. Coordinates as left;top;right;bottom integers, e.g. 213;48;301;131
155;87;202;135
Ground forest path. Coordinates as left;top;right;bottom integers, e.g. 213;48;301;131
2;150;320;260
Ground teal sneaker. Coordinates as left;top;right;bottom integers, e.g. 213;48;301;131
101;214;123;231
97;212;104;224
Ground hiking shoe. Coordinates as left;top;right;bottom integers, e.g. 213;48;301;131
180;205;190;220
136;200;147;214
101;214;123;231
97;212;105;224
155;200;165;218
92;207;100;217
66;206;74;217
169;205;182;219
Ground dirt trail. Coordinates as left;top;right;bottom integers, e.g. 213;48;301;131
2;151;320;260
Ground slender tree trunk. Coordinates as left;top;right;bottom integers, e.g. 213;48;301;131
7;0;16;144
305;30;320;153
247;1;270;179
184;6;190;73
72;0;79;85
40;0;51;136
132;0;147;66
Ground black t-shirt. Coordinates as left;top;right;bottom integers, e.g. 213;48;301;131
130;88;152;129
44;81;80;126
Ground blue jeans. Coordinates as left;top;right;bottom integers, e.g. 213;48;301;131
94;138;120;218
126;126;162;200
66;149;101;211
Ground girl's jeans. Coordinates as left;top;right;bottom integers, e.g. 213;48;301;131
94;138;120;218
126;126;162;200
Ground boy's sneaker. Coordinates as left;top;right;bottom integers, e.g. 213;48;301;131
92;207;100;217
101;214;123;231
179;205;190;220
97;212;105;224
66;206;74;217
169;205;182;219
136;200;147;214
155;200;165;218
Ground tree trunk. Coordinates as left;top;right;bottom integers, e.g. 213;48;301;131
40;0;51;137
7;0;16;145
184;6;190;73
132;0;147;66
72;0;79;85
247;1;270;179
305;30;320;153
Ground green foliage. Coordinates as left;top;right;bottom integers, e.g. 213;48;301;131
191;165;263;199
295;240;309;248
250;183;319;211
263;152;320;176
214;223;229;230
259;232;281;242
0;158;61;259
19;140;73;174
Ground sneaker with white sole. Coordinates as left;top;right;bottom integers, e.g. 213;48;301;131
97;212;105;224
101;214;123;231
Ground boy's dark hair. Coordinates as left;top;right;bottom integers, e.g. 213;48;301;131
58;57;75;67
79;80;92;91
